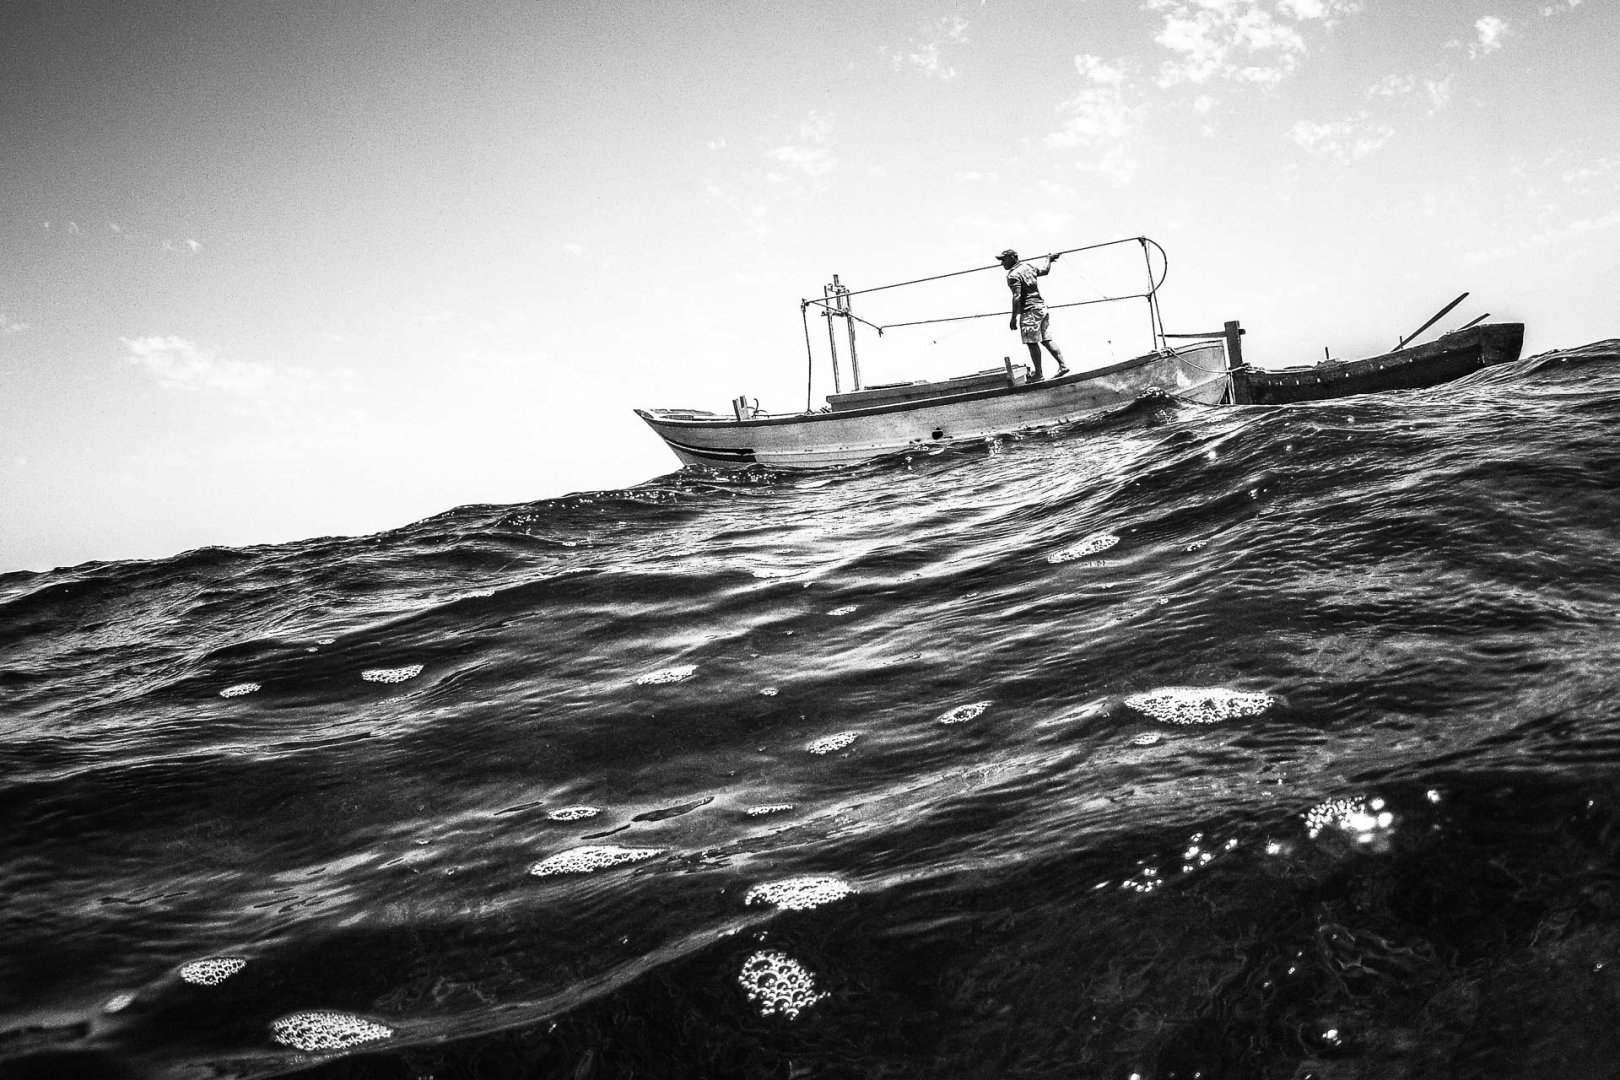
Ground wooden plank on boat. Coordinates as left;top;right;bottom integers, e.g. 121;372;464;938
826;367;1022;411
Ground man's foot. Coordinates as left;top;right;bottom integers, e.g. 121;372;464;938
1055;364;1070;378
1027;372;1044;383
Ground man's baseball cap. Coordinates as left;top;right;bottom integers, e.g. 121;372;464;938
996;248;1018;260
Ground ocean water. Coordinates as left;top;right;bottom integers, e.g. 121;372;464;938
3;340;1620;1080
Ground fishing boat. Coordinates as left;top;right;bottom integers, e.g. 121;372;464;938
1226;321;1525;405
635;239;1526;469
637;346;1230;469
637;237;1230;469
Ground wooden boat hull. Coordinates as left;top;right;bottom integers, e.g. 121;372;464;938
1228;322;1524;405
637;342;1229;469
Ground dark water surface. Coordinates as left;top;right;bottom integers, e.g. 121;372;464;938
4;342;1620;1079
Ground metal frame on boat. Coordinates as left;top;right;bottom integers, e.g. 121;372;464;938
635;238;1526;470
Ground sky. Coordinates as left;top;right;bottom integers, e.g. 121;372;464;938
2;0;1615;573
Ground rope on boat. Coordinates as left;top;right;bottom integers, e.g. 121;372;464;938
1172;353;1234;375
827;307;887;336
800;300;816;412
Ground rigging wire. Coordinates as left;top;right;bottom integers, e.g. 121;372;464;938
802;234;1174;334
802;234;1158;308
1057;251;1107;300
876;290;1156;331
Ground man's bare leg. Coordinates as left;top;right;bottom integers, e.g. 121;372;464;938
1026;342;1045;381
1044;340;1070;377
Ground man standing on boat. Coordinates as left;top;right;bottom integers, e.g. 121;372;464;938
999;248;1069;381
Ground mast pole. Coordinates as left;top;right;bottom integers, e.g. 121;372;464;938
823;282;843;394
835;274;862;391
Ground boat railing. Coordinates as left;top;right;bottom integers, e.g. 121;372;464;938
798;235;1175;412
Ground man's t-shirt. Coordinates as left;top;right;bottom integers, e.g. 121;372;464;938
1006;256;1053;310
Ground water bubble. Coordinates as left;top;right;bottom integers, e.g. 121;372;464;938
759;687;779;696
546;806;600;822
219;683;260;698
528;845;664;877
806;731;860;754
1129;733;1162;746
270;1010;396;1051
738;950;827;1020
1123;687;1275;725
636;664;696;685
361;664;423;684
103;992;136;1014
745;875;853;911
936;701;991;725
1304;796;1396;844
1047;532;1120;564
828;605;858;617
1120;865;1162;894
179;957;246;986
746;804;795;816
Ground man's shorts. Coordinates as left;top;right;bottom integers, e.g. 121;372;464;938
1019;303;1051;344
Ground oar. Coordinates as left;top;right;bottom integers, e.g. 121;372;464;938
1396;292;1469;350
1455;312;1490;331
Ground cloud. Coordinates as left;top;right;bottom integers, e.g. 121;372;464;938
1289;112;1395;162
882;15;970;80
1;313;31;335
1469;15;1509;58
702;183;772;238
1365;72;1452;114
1540;0;1581;15
1047;55;1146;185
52;216;198;254
1145;0;1358;86
154;235;201;255
1423;75;1454;113
1463;208;1620;265
766;112;836;180
1367;73;1416;98
1561;153;1620;187
123;336;277;395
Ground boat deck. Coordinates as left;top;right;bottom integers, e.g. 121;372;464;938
825;364;1030;410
